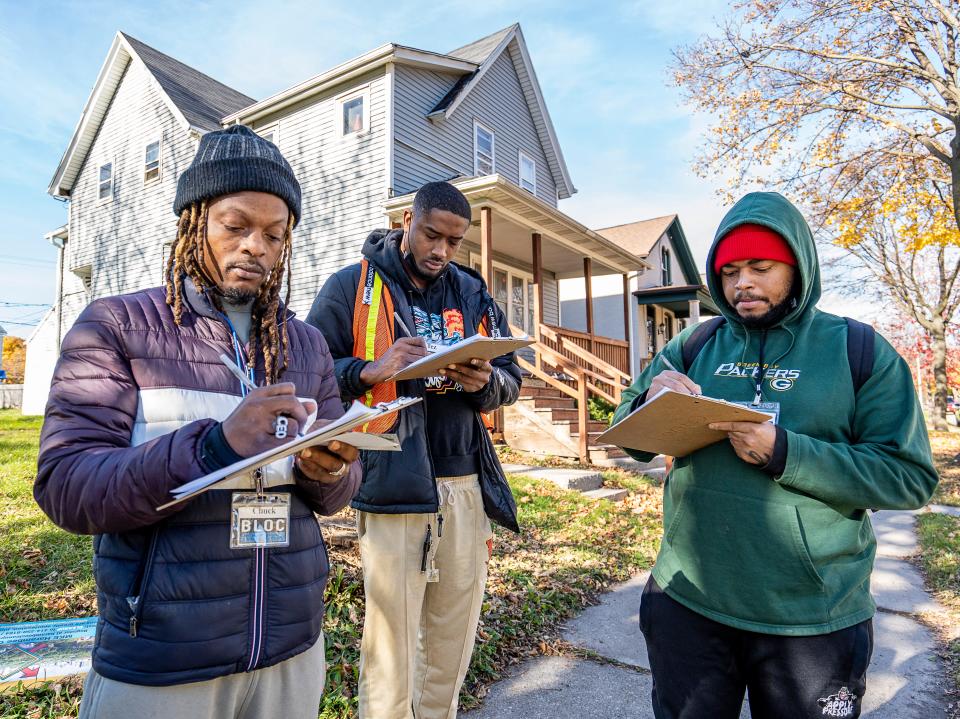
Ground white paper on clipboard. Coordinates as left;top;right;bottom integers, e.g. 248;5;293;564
158;397;419;510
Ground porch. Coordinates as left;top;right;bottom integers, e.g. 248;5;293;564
384;175;649;464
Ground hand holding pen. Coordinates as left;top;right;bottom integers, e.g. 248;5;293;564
218;354;316;453
357;312;429;386
647;354;702;397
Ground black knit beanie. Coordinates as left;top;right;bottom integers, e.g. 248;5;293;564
173;124;301;226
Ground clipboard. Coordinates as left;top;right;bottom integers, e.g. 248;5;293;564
598;388;775;457
388;334;534;382
158;397;420;510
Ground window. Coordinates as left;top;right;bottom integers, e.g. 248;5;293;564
257;124;278;146
143;140;161;183
645;310;655;356
474;120;495;175
98;162;113;202
519;151;536;194
660;245;672;286
472;254;534;333
339;88;369;137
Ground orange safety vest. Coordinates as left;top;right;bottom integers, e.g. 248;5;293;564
352;259;496;432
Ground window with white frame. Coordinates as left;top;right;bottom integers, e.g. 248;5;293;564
257;125;278;146
474;121;495;175
519;151;536;194
339;88;369;137
143;140;161;183
97;161;113;202
660;245;672;286
471;254;534;333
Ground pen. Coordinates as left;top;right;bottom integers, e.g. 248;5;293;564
660;355;680;373
393;311;412;338
219;353;257;392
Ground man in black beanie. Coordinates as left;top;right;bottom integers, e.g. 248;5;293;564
35;125;360;718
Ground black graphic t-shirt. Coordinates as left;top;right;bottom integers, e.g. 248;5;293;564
409;289;480;478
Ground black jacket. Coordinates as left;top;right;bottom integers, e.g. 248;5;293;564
307;229;521;531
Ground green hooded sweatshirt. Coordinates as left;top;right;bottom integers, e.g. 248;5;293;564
614;192;938;635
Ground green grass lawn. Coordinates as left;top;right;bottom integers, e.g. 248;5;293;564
0;409;663;718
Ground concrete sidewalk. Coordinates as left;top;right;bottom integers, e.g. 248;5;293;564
467;509;952;718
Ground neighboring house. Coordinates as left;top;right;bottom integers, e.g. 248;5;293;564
26;24;653;463
560;214;718;376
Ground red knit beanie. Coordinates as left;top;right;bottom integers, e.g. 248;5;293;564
713;223;796;274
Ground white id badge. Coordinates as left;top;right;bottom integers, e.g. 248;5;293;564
230;493;291;549
732;401;781;425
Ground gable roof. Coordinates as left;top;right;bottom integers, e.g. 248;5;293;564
429;24;575;199
597;215;702;285
121;34;254;132
49;32;254;197
596;215;677;258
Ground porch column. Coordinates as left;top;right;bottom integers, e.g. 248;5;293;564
583;257;594;353
480;206;493;287
532;233;543;369
622;273;630;343
689;299;701;325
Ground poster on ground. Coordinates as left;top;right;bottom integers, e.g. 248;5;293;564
0;616;96;687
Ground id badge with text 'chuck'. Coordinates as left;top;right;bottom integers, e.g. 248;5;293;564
230;492;291;549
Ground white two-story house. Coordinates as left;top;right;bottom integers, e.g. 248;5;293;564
26;24;657;463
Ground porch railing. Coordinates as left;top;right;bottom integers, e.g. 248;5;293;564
542;325;630;376
509;322;633;464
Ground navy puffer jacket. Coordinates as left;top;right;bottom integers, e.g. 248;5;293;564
34;281;360;686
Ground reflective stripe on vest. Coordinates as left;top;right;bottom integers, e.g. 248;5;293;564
352;260;397;433
352;261;498;433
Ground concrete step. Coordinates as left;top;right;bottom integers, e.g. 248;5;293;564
549;418;610;433
588;445;628;463
581;487;629;502
503;466;604;492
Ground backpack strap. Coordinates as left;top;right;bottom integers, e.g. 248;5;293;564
681;316;726;372
844;317;875;395
678;315;874;395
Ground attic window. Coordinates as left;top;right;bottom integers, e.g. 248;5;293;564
97;162;113;202
144;140;161;183
474;121;495;175
339;88;369;137
661;245;672;285
519;151;536;194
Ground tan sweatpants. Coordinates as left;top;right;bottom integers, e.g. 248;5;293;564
78;631;325;719
357;474;493;719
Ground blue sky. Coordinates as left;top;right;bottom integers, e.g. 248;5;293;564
1;0;860;336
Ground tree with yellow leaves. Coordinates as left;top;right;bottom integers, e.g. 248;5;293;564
674;0;960;428
1;336;26;384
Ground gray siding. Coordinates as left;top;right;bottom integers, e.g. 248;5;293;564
253;71;388;315
68;59;195;300
393;48;557;205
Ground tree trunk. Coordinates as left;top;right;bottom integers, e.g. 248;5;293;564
929;317;949;431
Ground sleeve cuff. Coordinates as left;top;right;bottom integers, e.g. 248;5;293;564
344;360;373;398
630;390;649;412
199;422;244;472
761;425;788;478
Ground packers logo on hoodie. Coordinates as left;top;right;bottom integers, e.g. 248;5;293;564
714;362;801;391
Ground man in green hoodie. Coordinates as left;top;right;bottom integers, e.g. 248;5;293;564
613;192;938;719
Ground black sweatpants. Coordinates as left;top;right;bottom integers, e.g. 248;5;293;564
639;576;873;719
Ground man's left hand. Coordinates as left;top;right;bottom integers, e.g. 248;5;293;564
708;421;777;466
296;436;359;485
439;358;493;393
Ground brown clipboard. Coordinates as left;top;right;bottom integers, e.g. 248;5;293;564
598;388;775;457
388;335;533;382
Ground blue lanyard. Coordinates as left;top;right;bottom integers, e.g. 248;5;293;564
222;313;254;397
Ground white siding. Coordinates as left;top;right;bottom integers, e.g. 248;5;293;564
253;70;388;315
393;48;558;205
68;60;195;301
